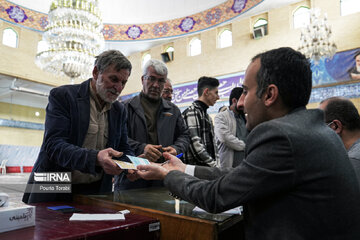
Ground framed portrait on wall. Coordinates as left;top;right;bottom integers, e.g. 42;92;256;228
311;48;360;86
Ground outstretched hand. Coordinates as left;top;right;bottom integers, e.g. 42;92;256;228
97;148;123;175
136;152;186;180
160;152;186;172
136;164;168;180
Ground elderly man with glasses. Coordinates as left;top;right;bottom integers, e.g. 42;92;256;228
114;59;190;190
162;78;173;101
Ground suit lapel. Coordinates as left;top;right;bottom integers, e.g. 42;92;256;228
107;104;118;148
77;80;91;146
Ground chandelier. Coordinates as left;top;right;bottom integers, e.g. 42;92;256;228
298;8;337;64
36;0;105;83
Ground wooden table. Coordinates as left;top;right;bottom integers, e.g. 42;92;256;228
0;202;160;240
74;187;244;240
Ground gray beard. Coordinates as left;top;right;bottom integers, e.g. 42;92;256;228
96;78;118;103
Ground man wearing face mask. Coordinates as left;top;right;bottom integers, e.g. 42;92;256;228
23;50;134;203
114;59;190;190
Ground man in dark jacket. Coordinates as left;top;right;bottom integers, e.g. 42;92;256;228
114;59;189;190
136;47;360;239
23;50;134;203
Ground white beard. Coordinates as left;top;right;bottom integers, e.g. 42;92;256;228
95;76;119;103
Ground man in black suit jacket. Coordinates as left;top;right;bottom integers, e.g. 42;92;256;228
136;47;360;239
23;50;134;203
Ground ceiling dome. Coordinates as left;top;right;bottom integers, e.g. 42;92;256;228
10;0;228;24
4;0;302;55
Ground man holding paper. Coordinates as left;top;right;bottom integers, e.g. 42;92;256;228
23;50;134;203
114;59;190;190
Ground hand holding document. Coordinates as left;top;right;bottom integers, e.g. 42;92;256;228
113;155;151;170
136;152;186;180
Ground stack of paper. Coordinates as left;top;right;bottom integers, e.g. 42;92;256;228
69;213;125;221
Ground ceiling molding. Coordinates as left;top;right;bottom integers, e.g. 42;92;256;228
0;0;263;41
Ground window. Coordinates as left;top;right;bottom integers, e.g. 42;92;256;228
189;37;201;56
218;29;232;48
165;46;174;53
163;46;174;62
253;19;268;39
2;28;18;48
340;0;360;16
293;6;310;29
142;52;151;69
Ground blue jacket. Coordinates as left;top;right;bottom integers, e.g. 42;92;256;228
23;79;133;203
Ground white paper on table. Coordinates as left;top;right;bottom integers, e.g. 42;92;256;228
193;206;243;215
69;213;125;221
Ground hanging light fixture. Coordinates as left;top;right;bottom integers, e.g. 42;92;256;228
298;8;337;64
35;0;105;84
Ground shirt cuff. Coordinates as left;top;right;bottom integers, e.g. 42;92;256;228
185;164;195;176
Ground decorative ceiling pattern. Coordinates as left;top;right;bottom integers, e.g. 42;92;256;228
0;0;263;41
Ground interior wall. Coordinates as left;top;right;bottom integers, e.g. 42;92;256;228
0;102;45;123
0;0;358;93
123;0;360;96
0;0;359;149
0;127;43;146
0;23;77;86
0;102;45;146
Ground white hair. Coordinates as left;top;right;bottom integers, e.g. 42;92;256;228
143;59;168;76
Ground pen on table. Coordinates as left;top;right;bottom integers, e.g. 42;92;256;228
161;153;183;166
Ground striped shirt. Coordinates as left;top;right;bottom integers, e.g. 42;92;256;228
182;100;219;167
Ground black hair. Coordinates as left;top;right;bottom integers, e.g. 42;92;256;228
197;76;220;97
229;87;243;106
322;97;360;130
252;47;312;110
354;51;360;59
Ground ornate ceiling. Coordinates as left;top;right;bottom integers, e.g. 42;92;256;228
1;0;302;55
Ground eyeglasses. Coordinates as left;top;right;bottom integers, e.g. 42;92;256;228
144;75;166;85
162;89;173;94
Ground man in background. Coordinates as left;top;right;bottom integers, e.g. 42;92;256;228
162;78;173;101
115;59;189;190
214;87;247;168
136;47;360;239
319;96;360;185
182;76;220;167
23;50;134;203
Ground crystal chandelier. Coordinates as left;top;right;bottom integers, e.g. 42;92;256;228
36;0;104;83
298;8;337;64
